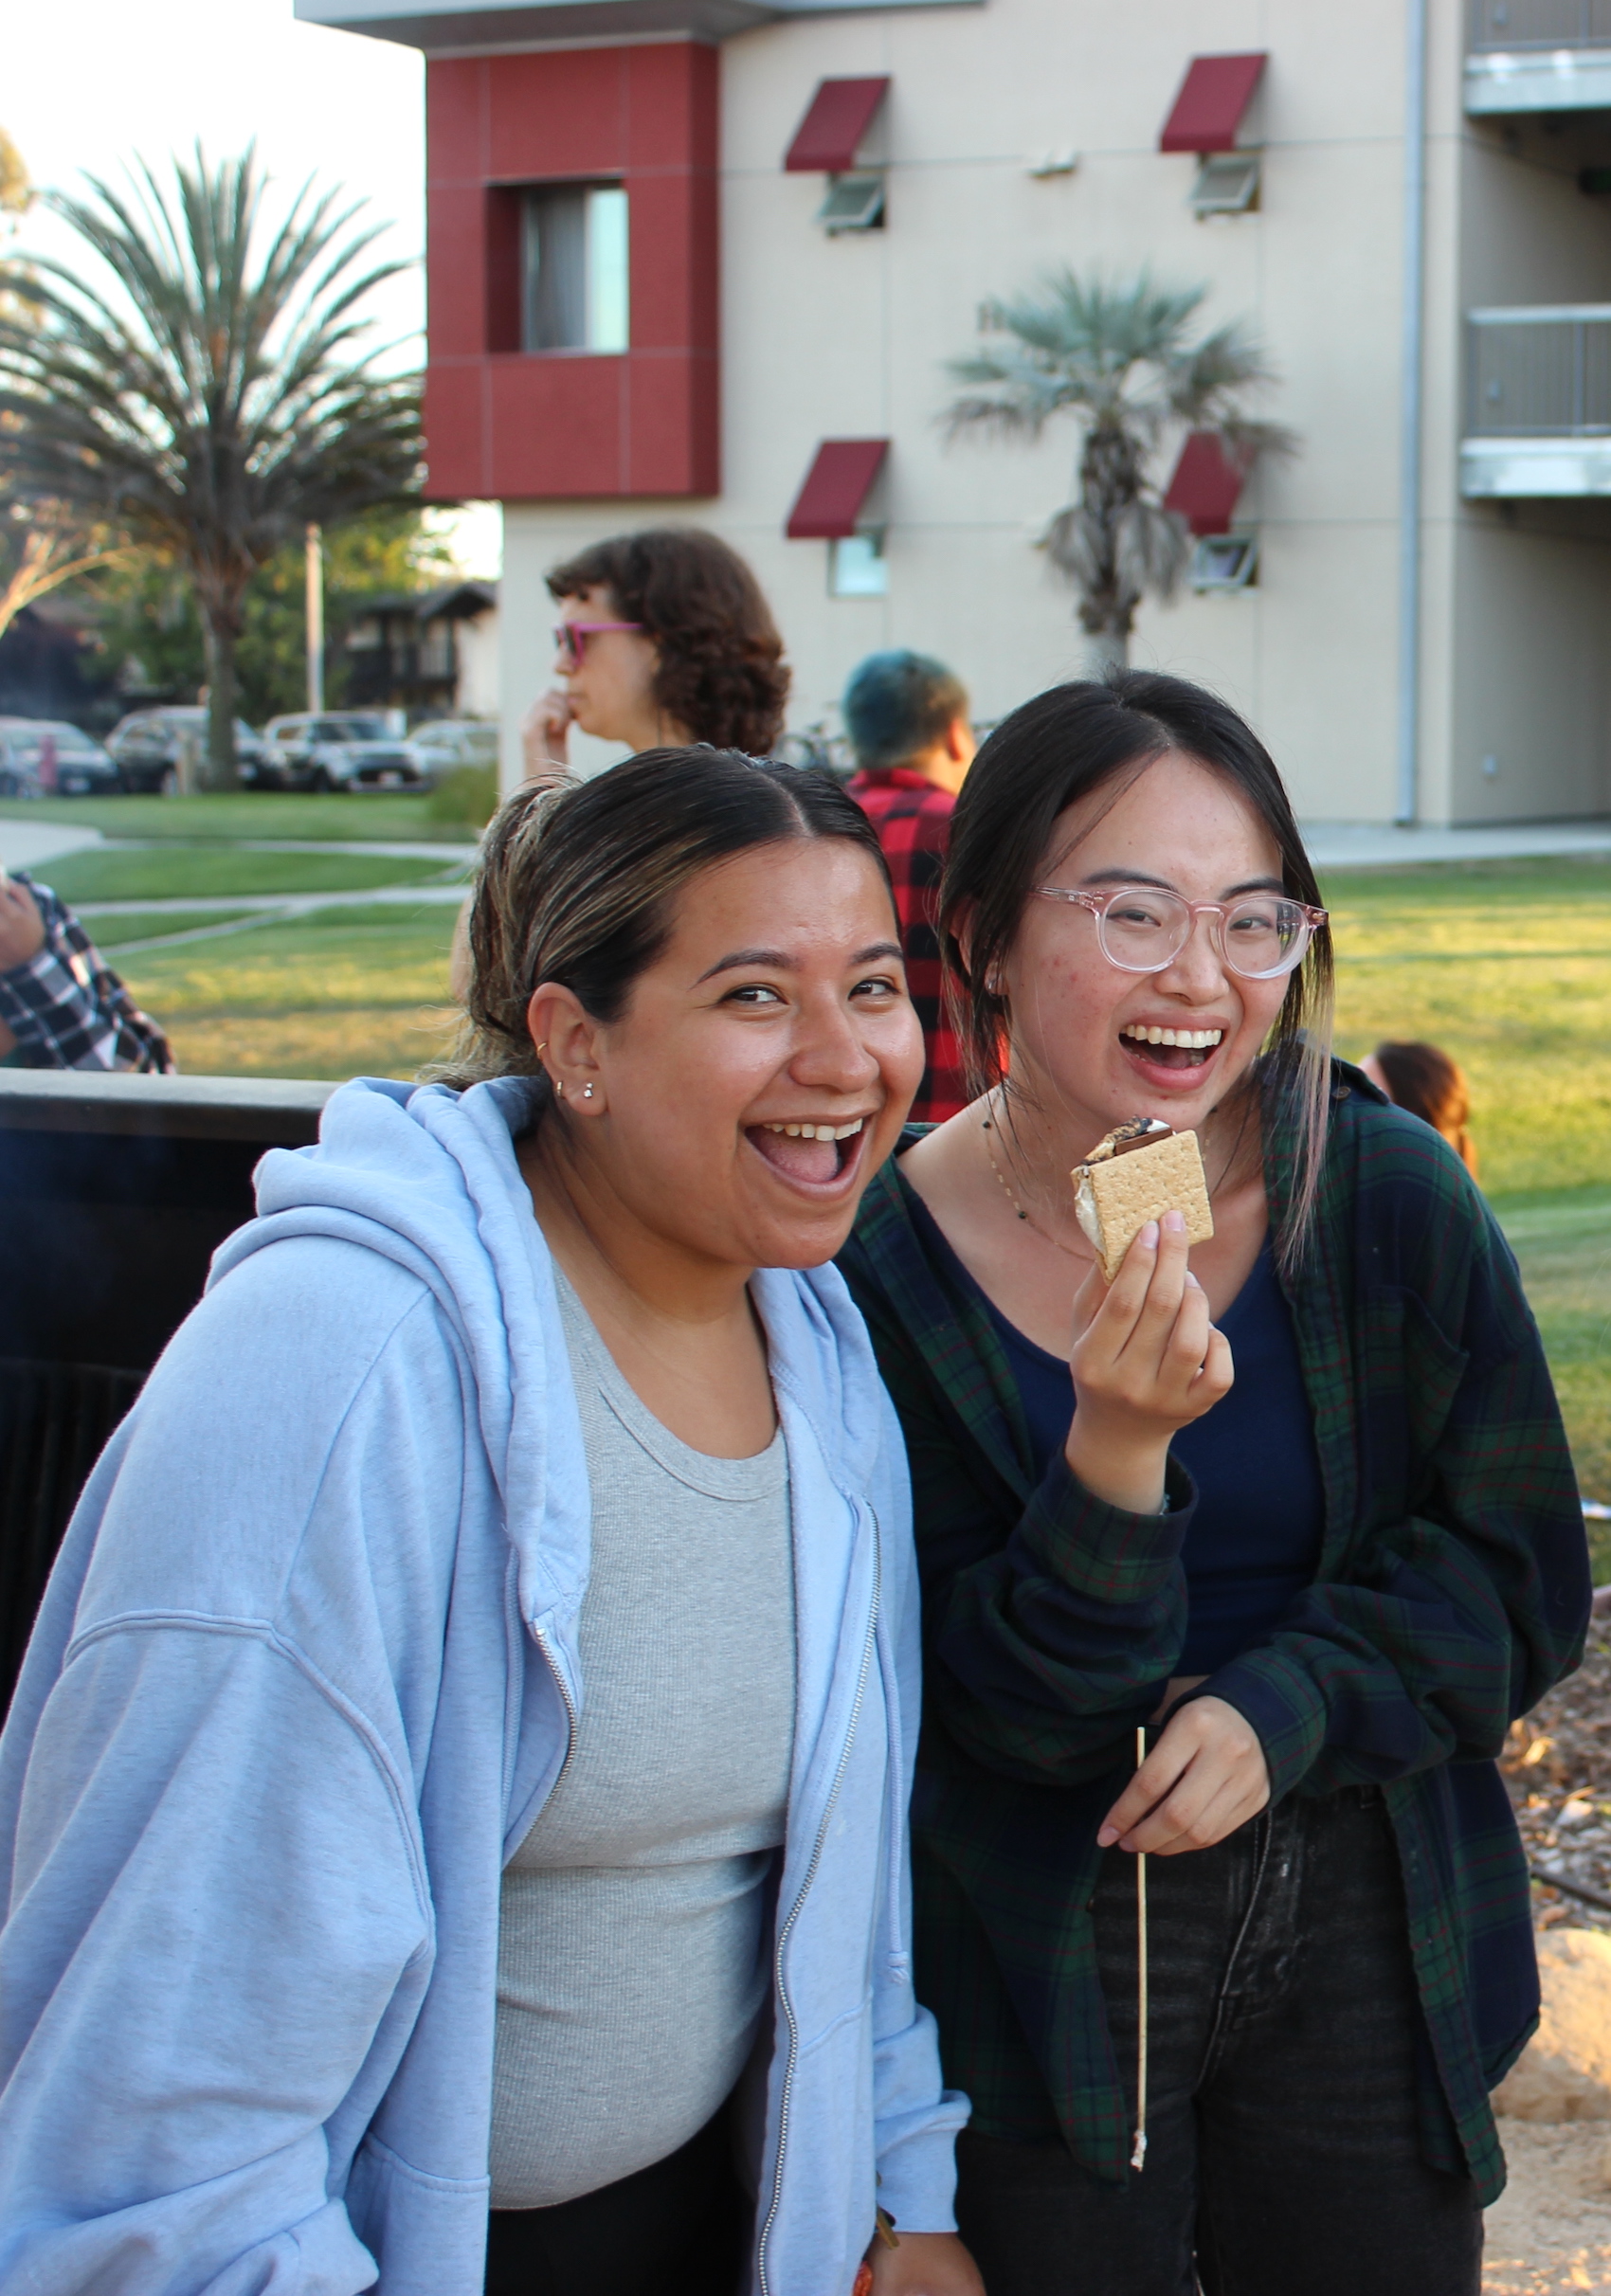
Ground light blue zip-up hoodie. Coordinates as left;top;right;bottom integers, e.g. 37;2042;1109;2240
0;1076;966;2296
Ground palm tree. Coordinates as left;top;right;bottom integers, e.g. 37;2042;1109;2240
0;497;130;645
944;271;1294;671
0;147;421;786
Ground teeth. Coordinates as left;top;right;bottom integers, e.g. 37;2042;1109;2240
760;1117;866;1140
1120;1024;1223;1050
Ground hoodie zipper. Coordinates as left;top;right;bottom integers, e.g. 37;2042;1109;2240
530;1621;578;1807
756;1508;881;2296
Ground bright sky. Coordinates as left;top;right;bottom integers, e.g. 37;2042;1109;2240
6;0;502;577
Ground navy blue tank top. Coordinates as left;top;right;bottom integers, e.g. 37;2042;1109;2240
906;1190;1326;1673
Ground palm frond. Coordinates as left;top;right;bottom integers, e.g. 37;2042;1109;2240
941;263;1296;636
0;145;422;781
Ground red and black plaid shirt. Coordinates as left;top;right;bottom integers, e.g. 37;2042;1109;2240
846;767;967;1125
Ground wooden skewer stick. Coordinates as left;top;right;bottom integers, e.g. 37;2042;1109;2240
1131;1724;1149;2173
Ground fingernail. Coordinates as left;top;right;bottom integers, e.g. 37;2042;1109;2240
1096;1825;1118;1847
1163;1208;1186;1234
1140;1220;1159;1249
1185;1270;1202;1289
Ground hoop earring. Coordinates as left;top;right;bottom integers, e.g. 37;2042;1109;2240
553;1079;564;1097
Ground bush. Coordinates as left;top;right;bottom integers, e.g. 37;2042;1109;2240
426;762;498;829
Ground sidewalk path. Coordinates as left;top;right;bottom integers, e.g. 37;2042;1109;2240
1307;820;1611;870
0;822;104;872
76;886;470;919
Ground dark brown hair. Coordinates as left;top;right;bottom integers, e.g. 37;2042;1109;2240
546;529;790;755
436;746;891;1094
939;670;1335;1272
1371;1040;1476;1174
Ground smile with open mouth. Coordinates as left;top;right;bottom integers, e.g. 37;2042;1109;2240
745;1114;869;1187
1118;1022;1225;1074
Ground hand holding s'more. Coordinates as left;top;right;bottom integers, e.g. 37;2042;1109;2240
1062;1118;1231;1517
1072;1117;1215;1282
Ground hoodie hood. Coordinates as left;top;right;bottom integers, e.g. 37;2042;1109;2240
214;1076;887;1664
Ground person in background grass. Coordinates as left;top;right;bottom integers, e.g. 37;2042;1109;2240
1362;1039;1478;1177
523;528;790;774
0;866;173;1072
835;671;1589;2296
0;749;981;2296
843;653;976;1127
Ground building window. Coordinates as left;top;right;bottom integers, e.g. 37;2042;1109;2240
830;533;888;596
419;622;456;680
816;175;886;234
521;185;629;354
1189;533;1258;592
1190;154;1260;216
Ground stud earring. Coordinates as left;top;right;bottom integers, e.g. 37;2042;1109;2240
582;1084;595;1100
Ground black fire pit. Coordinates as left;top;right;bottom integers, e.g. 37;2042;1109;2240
0;1071;335;1713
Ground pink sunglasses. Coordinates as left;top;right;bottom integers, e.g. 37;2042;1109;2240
553;621;644;671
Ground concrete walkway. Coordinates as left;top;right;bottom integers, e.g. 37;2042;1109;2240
1304;820;1611;869
0;821;104;872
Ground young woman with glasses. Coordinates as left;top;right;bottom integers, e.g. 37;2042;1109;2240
524;528;790;773
836;672;1588;2296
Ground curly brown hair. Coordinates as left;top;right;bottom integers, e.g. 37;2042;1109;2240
546;528;790;755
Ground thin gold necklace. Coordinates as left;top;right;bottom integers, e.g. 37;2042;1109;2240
981;1094;1089;1260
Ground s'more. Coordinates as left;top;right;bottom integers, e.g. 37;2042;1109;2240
1072;1118;1214;1281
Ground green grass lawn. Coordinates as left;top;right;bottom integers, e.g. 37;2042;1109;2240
0;792;476;844
66;842;1611;1553
43;844;466;904
118;906;461;1082
85;907;262;949
1325;856;1611;1195
1325;855;1611;1559
1492;1191;1611;1573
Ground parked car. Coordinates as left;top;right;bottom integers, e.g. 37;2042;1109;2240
408;719;498;781
254;713;428;793
0;718;121;798
105;708;271;795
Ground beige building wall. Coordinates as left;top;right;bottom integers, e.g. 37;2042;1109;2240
500;0;1425;813
1430;95;1611;823
497;0;1611;824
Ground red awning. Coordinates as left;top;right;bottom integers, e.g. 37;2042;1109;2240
1163;432;1250;535
785;78;890;172
1159;54;1267;154
786;439;889;538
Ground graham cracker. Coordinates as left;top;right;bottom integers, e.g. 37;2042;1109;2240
1072;1129;1214;1281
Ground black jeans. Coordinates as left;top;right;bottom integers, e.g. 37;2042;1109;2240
484;2101;751;2296
955;1787;1484;2296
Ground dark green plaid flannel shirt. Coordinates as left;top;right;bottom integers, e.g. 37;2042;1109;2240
836;1065;1590;2204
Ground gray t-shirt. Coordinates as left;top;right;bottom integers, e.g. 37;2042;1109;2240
489;1268;796;2208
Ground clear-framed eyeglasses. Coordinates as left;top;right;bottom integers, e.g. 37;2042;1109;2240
1033;882;1329;981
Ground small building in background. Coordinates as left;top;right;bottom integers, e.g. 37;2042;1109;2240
338;579;499;719
297;0;1611;827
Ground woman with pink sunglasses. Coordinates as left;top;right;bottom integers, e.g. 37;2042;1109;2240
523;529;790;774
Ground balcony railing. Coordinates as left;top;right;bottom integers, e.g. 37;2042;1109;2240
1471;0;1611;49
1468;306;1611;435
1462;306;1611;495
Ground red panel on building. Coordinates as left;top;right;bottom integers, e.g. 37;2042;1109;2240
1163;431;1250;535
1158;54;1267;154
786;440;889;538
784;78;890;173
424;40;719;501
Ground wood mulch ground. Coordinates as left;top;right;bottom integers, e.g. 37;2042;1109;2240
1485;1620;1611;2287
